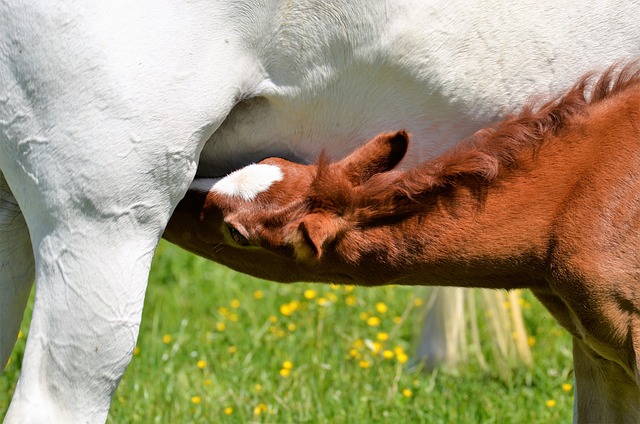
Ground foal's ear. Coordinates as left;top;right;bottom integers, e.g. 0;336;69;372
336;131;409;185
290;213;342;263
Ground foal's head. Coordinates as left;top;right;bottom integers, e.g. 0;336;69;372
164;131;409;283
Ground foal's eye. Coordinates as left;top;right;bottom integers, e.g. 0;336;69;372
226;224;250;247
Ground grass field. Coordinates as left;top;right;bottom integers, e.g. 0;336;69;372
1;241;574;423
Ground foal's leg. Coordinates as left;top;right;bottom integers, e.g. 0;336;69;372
572;338;640;423
0;172;35;370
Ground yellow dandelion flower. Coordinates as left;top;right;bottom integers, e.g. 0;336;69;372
382;350;394;359
255;384;262;392
368;341;382;354
162;334;172;344
268;315;277;323
276;329;286;337
528;336;536;347
224;407;233;415
230;299;240;308
377;332;389;341
216;322;226;332
503;301;511;310
204;379;212;386
359;312;369;321
287;323;297;332
375;302;388;314
254;290;265;300
282;360;294;369
317;297;329;306
546;399;557;408
414;298;424;307
562;383;573;392
280;304;293;316
349;349;361;359
402;388;413;398
279;368;291;377
304;289;317;299
228;346;237;354
133;346;141;356
218;307;229;316
191;396;202;405
397;352;409;364
254;403;268;415
353;339;364;349
345;295;357;306
393;346;404;355
228;313;239;322
358;360;371;369
345;286;355;292
327;293;338;302
366;316;381;327
330;283;341;290
197;359;206;369
392;316;402;324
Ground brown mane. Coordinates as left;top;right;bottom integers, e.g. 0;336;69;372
308;62;640;219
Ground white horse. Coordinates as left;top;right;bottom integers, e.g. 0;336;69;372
1;1;639;422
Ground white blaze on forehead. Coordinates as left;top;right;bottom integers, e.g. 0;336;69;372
192;164;284;201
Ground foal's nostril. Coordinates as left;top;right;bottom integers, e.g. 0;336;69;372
226;223;251;246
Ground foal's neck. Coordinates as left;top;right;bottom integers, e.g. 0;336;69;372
387;89;640;290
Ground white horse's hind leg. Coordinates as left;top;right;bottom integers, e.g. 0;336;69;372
0;127;202;422
3;186;181;423
0;171;34;370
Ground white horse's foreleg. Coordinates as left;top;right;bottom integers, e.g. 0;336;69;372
415;287;531;370
414;287;466;369
0;172;34;370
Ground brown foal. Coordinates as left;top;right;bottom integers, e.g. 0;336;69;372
164;63;640;422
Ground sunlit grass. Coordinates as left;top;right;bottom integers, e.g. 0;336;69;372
1;241;573;423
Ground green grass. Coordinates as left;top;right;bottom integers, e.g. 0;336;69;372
1;241;573;423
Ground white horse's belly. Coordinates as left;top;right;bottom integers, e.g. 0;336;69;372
198;0;640;176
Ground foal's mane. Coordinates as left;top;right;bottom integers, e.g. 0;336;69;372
308;62;640;219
